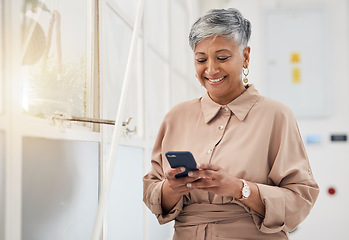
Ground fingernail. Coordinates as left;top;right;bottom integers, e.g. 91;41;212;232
197;164;201;168
180;167;185;172
188;171;193;177
186;183;192;188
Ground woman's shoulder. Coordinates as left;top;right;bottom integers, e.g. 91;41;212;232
255;95;295;119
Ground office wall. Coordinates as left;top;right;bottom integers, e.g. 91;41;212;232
221;0;349;239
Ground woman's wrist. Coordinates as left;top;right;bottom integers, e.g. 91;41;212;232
233;179;244;200
163;179;182;198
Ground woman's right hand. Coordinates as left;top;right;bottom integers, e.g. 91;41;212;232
165;167;198;195
161;167;198;213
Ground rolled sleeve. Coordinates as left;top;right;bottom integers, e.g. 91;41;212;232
157;196;184;224
252;104;320;233
143;178;184;224
256;184;286;233
255;178;319;233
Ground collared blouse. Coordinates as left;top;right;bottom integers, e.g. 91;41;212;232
143;84;319;240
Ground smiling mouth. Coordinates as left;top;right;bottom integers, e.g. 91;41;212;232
207;76;226;83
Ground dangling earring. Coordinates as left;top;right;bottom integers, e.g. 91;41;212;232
243;67;249;84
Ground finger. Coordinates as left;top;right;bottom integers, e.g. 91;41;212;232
190;178;220;189
194;186;218;193
170;183;194;194
166;176;199;191
197;163;221;171
169;177;201;191
188;169;216;180
174;176;201;187
166;167;186;179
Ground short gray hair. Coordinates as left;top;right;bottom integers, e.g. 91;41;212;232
189;8;251;51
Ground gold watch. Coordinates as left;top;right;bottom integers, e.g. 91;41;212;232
240;179;251;200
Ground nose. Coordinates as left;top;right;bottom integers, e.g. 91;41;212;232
205;59;219;76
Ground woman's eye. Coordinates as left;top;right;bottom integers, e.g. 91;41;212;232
196;58;207;63
217;56;230;61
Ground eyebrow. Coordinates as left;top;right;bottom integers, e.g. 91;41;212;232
195;49;231;56
216;49;231;54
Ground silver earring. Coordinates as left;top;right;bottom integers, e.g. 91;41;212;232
243;67;249;84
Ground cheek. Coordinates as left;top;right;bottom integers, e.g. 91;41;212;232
194;65;205;85
226;62;242;75
194;63;205;75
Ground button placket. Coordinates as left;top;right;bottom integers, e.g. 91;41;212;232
208;107;232;164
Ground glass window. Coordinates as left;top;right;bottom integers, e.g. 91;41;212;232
22;137;99;240
108;0;138;23
102;5;141;139
20;0;91;120
106;145;144;239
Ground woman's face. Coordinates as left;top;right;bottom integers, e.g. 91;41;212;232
194;36;250;105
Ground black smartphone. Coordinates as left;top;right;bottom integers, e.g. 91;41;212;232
165;151;198;178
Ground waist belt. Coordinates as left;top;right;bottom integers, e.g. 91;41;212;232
175;203;251;228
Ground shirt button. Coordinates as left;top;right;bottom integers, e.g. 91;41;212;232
219;125;224;130
224;107;229;112
207;149;212;154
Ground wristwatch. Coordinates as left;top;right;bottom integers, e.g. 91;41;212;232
240;179;251;200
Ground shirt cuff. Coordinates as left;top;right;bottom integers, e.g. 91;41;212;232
148;180;184;225
255;184;285;233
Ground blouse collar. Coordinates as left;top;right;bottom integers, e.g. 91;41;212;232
201;84;261;123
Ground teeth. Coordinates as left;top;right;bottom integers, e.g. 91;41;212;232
208;76;225;83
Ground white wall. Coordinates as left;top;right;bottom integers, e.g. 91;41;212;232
218;0;349;239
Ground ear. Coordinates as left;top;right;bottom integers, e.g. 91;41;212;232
243;46;251;68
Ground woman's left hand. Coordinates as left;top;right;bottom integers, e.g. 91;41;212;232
188;163;242;198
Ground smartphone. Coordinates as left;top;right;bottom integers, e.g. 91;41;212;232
165;151;198;178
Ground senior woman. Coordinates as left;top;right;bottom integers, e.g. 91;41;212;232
143;8;319;239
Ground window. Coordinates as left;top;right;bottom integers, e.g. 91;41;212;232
20;0;94;121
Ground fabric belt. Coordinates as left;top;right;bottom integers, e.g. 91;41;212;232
175;203;251;226
174;203;252;239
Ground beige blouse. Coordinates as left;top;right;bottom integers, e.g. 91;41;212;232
143;84;319;240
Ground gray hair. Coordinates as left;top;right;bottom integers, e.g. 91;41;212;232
189;8;251;51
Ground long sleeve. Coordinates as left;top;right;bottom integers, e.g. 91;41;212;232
142;116;184;224
254;105;319;233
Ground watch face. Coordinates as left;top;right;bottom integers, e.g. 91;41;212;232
242;187;251;198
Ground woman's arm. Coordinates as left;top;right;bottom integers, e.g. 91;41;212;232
238;180;265;216
161;180;183;214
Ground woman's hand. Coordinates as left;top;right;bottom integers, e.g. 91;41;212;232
188;163;266;216
161;167;200;214
164;167;201;196
187;163;242;199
